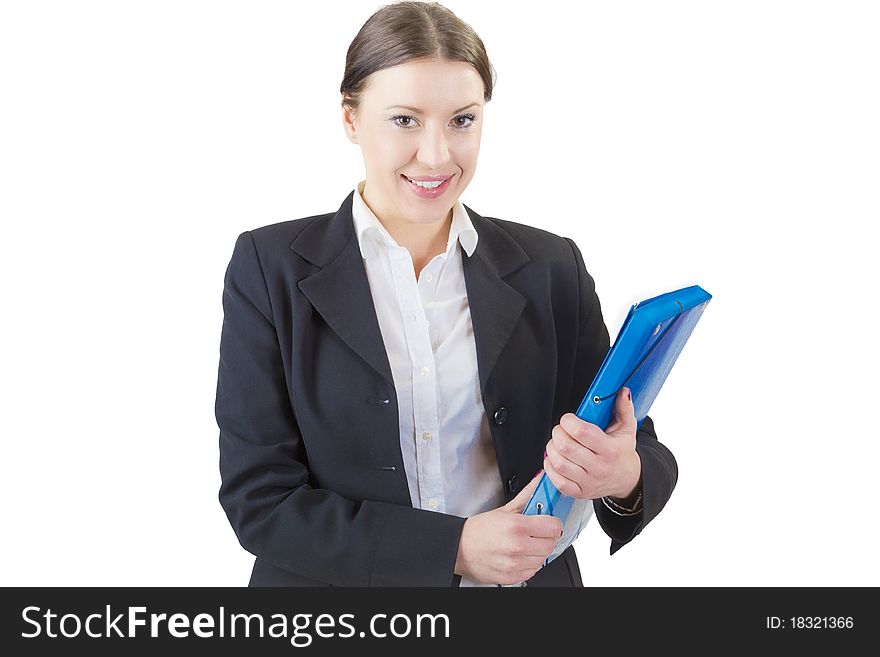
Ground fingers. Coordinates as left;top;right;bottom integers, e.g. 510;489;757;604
519;535;562;558
519;513;563;539
558;413;606;453
499;566;545;587
459;508;564;585
608;386;636;432
547;425;595;478
495;534;560;583
542;455;584;498
557;395;636;456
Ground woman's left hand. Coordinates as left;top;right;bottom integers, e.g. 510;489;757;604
543;387;642;500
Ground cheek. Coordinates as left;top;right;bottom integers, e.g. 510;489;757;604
454;136;481;166
377;135;407;159
362;133;406;168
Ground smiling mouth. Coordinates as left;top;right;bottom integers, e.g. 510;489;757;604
401;174;454;188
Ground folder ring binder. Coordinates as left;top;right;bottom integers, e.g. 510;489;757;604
592;301;686;405
517;285;712;576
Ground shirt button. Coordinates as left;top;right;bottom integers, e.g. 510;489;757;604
425;273;433;282
420;367;430;377
422;431;432;441
494;407;509;425
507;475;519;494
427;499;438;510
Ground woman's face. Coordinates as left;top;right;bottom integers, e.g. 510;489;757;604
342;58;484;230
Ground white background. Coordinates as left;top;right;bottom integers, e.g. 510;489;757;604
1;0;877;586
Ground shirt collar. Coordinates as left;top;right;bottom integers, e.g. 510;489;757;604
351;179;478;259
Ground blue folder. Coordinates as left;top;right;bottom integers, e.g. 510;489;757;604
522;284;712;565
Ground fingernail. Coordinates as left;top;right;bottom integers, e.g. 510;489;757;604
626;388;632;402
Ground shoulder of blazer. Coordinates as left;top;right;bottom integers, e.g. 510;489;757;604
467;210;583;280
246;213;332;260
241;190;582;280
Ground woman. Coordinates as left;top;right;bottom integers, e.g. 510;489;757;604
215;1;677;587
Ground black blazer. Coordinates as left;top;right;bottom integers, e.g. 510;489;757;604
215;190;678;587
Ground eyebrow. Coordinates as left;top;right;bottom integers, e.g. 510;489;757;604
384;103;480;114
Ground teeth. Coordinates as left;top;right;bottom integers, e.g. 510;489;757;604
407;177;445;189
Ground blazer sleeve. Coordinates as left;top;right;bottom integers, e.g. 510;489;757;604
564;238;679;555
215;231;466;586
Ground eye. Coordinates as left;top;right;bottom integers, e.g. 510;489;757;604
452;113;477;129
389;113;478;130
391;114;417;129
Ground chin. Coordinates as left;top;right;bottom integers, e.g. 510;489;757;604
412;210;451;225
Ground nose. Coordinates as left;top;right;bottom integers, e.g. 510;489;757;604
416;124;451;171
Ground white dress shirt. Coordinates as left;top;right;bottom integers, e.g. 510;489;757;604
351;180;507;587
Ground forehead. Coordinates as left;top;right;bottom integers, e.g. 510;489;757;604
362;59;484;111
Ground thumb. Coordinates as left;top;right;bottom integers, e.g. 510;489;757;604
608;386;637;435
503;469;544;513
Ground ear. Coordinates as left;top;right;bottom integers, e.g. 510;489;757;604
341;102;358;144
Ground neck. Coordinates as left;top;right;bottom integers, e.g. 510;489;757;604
361;185;453;258
369;217;449;283
372;211;452;282
383;212;452;257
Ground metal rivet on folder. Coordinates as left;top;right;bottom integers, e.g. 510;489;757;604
536;503;543;513
593;396;601;404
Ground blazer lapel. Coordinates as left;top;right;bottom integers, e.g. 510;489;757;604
461;206;530;396
290;191;531;397
293;191;395;387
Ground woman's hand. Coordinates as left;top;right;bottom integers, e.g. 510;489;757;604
454;471;563;585
544;387;642;501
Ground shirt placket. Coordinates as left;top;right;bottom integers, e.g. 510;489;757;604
387;247;445;513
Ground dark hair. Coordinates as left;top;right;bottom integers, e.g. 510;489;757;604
340;1;496;113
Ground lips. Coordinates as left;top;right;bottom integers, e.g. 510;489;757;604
403;174;454;182
401;173;454;198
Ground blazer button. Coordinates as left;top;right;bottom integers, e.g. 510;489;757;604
507;475;519;494
493;406;509;425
